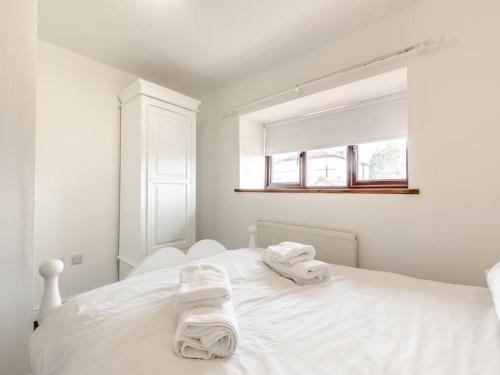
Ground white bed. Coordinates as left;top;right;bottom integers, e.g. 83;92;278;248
31;246;500;375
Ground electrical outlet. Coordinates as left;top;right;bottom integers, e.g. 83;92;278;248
71;254;83;265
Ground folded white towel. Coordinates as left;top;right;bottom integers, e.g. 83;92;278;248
266;241;316;265
174;301;239;360
262;252;331;285
175;264;231;311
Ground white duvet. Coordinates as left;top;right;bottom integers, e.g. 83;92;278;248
31;248;500;375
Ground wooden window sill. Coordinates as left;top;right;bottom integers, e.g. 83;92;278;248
234;188;419;195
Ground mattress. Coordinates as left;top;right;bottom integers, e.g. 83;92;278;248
31;248;500;375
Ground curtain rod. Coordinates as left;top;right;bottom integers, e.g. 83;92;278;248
227;36;442;116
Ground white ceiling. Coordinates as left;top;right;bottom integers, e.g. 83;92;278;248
39;0;418;97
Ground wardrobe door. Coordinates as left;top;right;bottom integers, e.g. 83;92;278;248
146;103;195;253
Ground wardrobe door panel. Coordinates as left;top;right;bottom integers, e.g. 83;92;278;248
153;183;187;248
147;103;193;252
149;106;189;180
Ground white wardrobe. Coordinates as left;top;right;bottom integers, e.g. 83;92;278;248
118;79;200;279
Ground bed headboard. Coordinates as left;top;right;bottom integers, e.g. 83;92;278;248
252;220;358;267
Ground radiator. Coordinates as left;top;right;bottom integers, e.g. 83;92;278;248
256;220;358;267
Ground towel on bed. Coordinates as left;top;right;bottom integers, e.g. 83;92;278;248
174;301;239;360
266;241;316;265
262;251;331;285
175;264;231;311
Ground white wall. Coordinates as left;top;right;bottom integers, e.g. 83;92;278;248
0;1;36;373
35;41;136;306
198;0;500;286
239;117;265;189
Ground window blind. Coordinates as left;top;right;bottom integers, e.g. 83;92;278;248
265;96;407;155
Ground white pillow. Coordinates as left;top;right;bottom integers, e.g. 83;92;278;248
486;261;500;321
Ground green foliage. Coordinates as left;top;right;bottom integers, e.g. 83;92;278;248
368;142;405;179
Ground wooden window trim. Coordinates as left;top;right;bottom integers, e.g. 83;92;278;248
348;145;408;188
266;143;408;190
265;152;305;188
235;188;419;194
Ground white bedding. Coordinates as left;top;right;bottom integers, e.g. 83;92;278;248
31;248;500;375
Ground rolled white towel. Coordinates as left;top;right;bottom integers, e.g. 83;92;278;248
175;264;231;311
266;241;316;265
174;301;239;359
262;252;331;285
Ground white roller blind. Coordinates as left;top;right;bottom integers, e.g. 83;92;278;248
265;96;407;155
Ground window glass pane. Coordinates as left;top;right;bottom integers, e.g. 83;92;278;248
306;146;347;187
357;138;407;180
271;152;300;184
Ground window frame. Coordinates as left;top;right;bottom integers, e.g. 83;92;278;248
348;145;408;188
304;146;348;188
265;151;305;188
265;143;408;189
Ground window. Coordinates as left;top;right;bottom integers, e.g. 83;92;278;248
265;138;408;189
267;151;302;186
306;146;347;187
352;138;407;187
259;71;409;191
